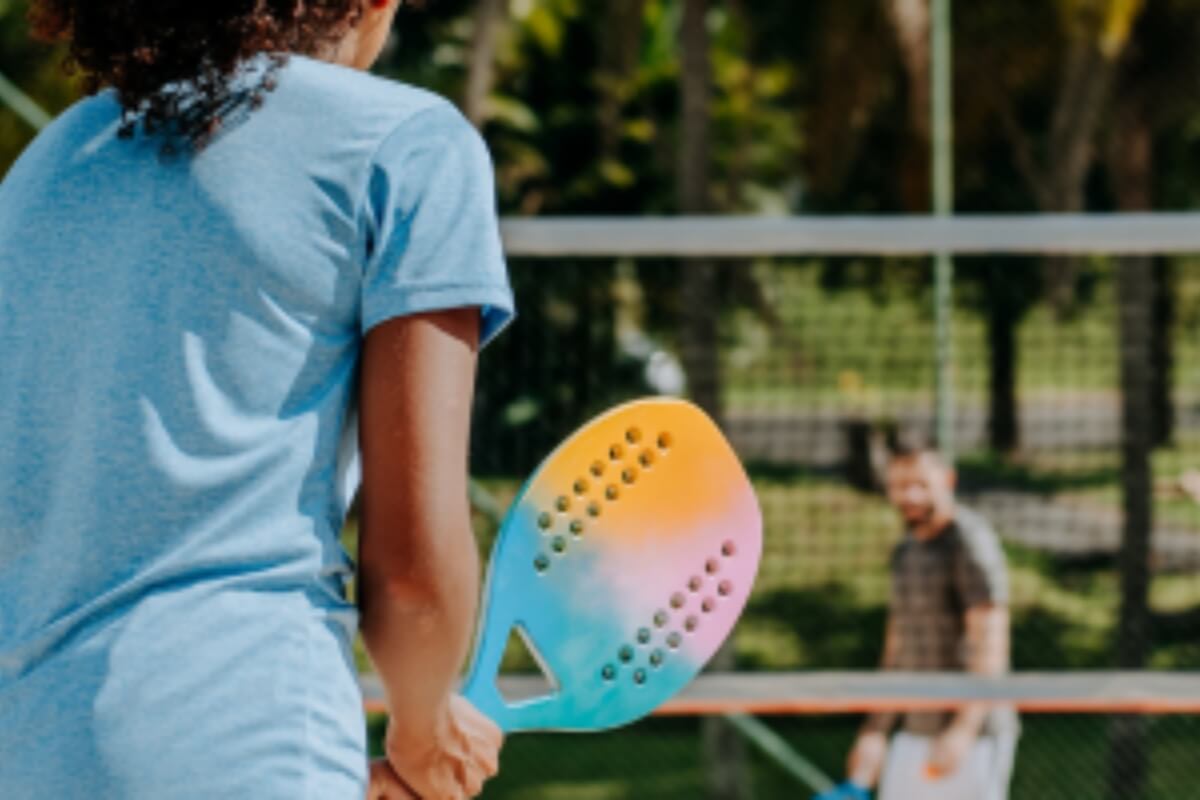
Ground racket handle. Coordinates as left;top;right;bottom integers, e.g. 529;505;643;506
460;671;510;731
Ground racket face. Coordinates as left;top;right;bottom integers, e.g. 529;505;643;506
462;398;762;733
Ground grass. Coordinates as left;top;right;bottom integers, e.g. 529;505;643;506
364;711;1200;799
721;261;1200;412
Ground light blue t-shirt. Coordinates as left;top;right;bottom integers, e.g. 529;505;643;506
0;54;513;798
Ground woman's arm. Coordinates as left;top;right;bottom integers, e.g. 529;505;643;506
357;307;501;798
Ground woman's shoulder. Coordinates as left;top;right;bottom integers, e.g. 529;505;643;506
0;91;121;199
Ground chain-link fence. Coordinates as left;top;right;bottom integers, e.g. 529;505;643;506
354;254;1200;799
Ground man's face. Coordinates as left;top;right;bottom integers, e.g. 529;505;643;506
884;453;955;529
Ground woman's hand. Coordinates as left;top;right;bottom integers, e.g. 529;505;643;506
379;694;503;800
366;758;417;800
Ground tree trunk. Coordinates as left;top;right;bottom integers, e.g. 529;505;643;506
464;0;508;127
679;1;748;797
992;4;1146;456
1106;258;1154;800
1103;60;1158;800
883;0;933;212
1109;104;1175;449
1150;259;1174;447
987;288;1020;454
678;0;722;425
996;6;1145;315
1042;35;1119;315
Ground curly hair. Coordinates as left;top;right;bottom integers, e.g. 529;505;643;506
29;1;368;149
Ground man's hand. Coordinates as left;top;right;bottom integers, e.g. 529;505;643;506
381;695;503;799
846;729;888;787
926;725;975;779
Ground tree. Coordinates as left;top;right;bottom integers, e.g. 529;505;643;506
1105;0;1200;448
675;1;750;795
987;0;1146;310
1102;4;1200;795
463;0;509;127
1109;257;1154;800
883;0;932;212
597;0;648;163
0;0;77;176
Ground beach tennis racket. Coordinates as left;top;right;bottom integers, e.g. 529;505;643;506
460;397;763;733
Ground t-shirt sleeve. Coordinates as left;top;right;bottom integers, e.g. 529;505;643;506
953;515;1010;608
359;101;515;346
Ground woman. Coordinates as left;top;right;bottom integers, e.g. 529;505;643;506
0;1;509;798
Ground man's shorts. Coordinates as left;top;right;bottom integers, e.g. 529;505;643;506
878;731;1017;800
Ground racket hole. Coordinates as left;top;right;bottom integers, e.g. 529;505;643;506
667;632;682;649
684;616;699;632
556;496;570;513
618;645;635;663
688;576;703;592
626;427;642;445
551;536;567;554
653;610;669;628
701;598;716;613
657;432;673;450
569;519;585;536
636;627;652;645
622;467;638;485
534;554;550;573
633;668;647;685
573;478;589;495
601;664;617;681
649;649;665;667
587;501;602;518
609;443;625;460
590;460;606;477
705;558;720;575
606;485;620;501
718;580;733;597
670;592;686;610
722;540;737;557
537;512;553;530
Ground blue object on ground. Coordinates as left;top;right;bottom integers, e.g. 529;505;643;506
812;781;871;800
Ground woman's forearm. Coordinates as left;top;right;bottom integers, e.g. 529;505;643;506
359;509;481;738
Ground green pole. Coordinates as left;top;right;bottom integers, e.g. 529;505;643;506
932;0;954;460
722;713;836;794
0;71;51;131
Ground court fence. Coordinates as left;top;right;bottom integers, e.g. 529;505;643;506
352;215;1200;799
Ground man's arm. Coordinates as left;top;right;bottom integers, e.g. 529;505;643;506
947;603;1010;735
943;513;1012;738
862;611;901;732
845;613;902;788
924;602;1010;779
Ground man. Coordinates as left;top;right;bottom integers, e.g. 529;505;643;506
817;436;1019;800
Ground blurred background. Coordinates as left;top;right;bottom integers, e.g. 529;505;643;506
5;0;1200;797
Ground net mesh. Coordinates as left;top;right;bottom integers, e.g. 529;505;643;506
353;254;1200;798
